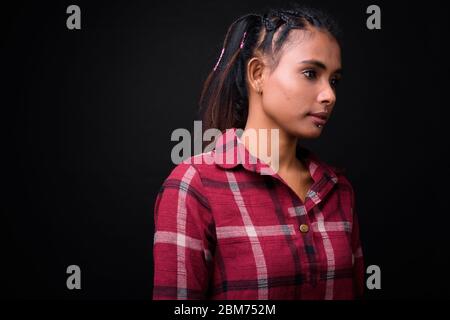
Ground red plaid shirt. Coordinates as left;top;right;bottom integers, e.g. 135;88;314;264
152;128;364;300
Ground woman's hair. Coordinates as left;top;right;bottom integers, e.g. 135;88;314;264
198;3;342;136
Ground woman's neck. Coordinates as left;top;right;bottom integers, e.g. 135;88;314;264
240;124;302;175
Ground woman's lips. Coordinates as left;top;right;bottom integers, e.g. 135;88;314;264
307;112;328;126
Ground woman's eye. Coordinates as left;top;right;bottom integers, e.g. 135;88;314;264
330;77;340;88
303;70;316;79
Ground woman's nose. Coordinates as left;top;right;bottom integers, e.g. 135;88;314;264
317;83;336;107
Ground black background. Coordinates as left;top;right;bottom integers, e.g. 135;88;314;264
2;0;449;299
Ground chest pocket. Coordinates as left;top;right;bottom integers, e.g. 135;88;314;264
312;223;353;277
215;226;299;280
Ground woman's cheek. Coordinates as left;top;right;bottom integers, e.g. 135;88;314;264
261;85;284;118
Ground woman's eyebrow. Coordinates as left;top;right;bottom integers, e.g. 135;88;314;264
299;59;343;75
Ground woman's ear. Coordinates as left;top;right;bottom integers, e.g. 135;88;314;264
246;56;265;94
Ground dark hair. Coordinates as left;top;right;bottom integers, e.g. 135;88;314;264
198;4;342;138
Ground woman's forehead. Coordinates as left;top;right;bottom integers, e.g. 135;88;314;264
280;29;341;69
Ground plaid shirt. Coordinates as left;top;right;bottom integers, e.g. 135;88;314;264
152;128;364;300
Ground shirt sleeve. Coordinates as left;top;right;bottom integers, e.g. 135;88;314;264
350;186;365;299
152;163;215;300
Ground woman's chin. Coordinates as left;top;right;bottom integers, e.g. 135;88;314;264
295;127;323;139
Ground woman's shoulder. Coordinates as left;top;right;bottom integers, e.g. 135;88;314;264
163;150;218;184
326;164;357;202
310;154;354;192
156;154;215;211
327;163;349;181
300;146;352;184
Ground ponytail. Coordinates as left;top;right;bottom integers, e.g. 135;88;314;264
199;14;263;136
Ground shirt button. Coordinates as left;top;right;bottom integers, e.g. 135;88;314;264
299;224;309;233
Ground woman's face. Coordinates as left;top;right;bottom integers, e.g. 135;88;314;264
260;27;342;139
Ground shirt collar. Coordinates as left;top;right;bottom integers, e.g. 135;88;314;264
212;127;339;184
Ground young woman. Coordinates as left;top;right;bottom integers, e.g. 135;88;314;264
152;5;364;300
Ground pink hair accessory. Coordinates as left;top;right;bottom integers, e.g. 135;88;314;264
213;31;247;72
240;31;247;49
213;47;225;71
